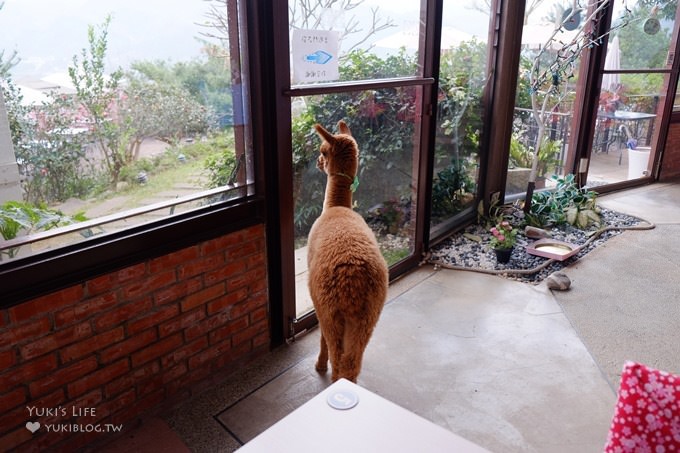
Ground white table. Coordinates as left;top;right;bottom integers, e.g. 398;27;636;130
597;110;657;163
237;379;490;453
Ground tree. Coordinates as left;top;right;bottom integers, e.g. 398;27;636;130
130;50;232;127
3;77;96;203
18;100;92;203
1;78;24;148
438;40;488;160
617;2;671;70
69;16;215;185
68;15;125;185
637;0;677;21
431;40;487;220
522;0;633;211
120;72;213;161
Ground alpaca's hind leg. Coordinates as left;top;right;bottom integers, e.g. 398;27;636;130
338;318;375;383
318;318;345;382
315;333;328;373
329;335;344;382
316;321;344;380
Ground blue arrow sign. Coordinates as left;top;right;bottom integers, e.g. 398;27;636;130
305;50;333;65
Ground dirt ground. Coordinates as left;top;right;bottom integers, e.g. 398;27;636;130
56;138;202;220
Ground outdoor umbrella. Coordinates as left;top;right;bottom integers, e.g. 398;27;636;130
602;35;621;92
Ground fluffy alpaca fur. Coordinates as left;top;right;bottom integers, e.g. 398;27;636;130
307;120;388;383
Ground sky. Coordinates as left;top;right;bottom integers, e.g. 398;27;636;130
1;0;496;81
0;0;210;79
1;0;651;81
363;0;490;39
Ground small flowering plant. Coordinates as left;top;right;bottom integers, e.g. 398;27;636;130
489;221;518;250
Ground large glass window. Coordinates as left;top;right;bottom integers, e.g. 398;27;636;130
0;1;253;262
430;3;490;234
292;88;420;316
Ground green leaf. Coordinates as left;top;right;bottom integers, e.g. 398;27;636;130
586;209;601;225
576;210;589;228
566;207;578;225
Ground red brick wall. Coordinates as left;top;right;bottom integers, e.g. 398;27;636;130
660;121;680;180
0;224;269;452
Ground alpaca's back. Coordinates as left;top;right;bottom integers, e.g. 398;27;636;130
308;207;388;314
307;206;388;382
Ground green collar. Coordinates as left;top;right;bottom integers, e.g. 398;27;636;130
333;172;360;193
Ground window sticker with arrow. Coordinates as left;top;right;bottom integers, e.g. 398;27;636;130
292;29;339;83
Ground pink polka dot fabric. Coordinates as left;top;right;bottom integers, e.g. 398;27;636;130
604;361;680;452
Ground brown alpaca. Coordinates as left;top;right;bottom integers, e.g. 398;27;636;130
307;120;388;383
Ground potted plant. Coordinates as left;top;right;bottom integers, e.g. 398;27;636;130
489;220;518;264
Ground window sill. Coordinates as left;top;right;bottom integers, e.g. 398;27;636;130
0;196;265;309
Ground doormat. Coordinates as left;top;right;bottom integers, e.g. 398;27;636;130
424;208;653;284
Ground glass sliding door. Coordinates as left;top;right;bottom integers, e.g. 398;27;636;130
291;87;422;318
587;1;678;186
285;0;431;330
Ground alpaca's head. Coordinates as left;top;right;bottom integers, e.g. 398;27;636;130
314;120;359;179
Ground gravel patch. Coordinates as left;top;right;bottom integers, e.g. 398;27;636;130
427;207;651;284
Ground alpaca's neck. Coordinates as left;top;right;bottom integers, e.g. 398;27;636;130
323;174;353;210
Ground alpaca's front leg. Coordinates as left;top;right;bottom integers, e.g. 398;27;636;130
315;333;328;373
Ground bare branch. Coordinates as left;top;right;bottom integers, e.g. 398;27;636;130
525;0;549;24
343;7;396;55
467;0;549;24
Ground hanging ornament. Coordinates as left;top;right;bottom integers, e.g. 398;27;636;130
643;5;660;35
552;72;560;87
562;7;582;31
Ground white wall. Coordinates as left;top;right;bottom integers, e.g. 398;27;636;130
0;90;22;202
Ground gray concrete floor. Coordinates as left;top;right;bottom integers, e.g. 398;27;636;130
101;180;680;453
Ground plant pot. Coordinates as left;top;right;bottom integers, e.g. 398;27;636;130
627;147;650;180
494;247;513;264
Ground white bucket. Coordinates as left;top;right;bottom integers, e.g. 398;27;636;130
627;146;651;179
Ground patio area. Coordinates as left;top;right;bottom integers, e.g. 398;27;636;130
587;140;650;185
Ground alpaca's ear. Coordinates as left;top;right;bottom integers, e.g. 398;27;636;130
337;120;351;136
314;124;335;144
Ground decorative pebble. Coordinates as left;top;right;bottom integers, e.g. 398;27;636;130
546;271;571;290
428;208;643;284
525;226;552;239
